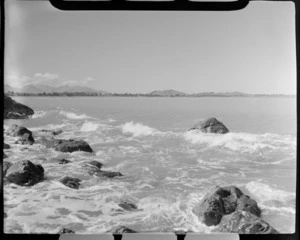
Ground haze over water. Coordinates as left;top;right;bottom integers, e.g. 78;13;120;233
3;96;296;234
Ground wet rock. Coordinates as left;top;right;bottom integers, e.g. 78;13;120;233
4;96;34;119
4;212;7;218
4;143;10;149
37;137;93;153
84;160;103;169
3;152;8;159
16;133;35;145
113;226;137;233
57;159;71;164
40;129;63;136
6;124;33;137
3;161;13;176
189;117;229;134
5;160;44;186
60;176;81;189
119;201;138;211
196;186;261;226
214;210;278;234
58;228;75;234
89;169;123;178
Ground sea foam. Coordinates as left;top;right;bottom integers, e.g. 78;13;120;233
121;122;158;137
59;110;91;120
80;121;99;132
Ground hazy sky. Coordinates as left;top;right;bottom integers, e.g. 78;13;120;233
5;0;296;94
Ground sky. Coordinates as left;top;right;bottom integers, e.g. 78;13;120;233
4;0;296;94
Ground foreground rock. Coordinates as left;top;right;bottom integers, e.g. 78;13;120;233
4;143;10;149
195;186;261;226
112;226;137;233
7;124;33;138
5;160;44;186
4;96;34;119
16;133;35;145
214;210;278;234
37;137;93;153
189;117;229;134
60;176;81;189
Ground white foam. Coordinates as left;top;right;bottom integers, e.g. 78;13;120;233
80;121;99;132
59;110;91;120
30;123;67;131
245;181;295;202
121;122;158;137
31;111;47;119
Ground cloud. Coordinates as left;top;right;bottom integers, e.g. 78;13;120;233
34;73;59;79
5;74;30;89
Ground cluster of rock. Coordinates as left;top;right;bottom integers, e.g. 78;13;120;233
193;186;278;234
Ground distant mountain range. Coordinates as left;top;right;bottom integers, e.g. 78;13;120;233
4;84;295;97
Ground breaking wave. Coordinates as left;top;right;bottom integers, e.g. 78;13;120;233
80;121;100;132
121;122;159;137
59;110;92;120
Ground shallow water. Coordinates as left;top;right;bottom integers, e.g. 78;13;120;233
3;96;296;233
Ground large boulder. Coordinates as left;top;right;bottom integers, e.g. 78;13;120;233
195;186;261;226
4;96;34;119
6;124;33;137
5;160;44;186
16;133;35;145
59;176;81;189
214;210;278;234
189;117;229;134
37;137;93;153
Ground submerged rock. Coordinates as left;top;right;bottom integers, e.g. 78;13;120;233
189;117;229;134
4;143;10;149
57;159;71;164
214;210;278;234
16;133;35;145
88;169;123;178
112;226;137;233
4;96;34;119
58;228;75;234
5;160;44;186
84;160;103;169
37;137;93;153
118;201;138;211
195;186;261;226
60;176;81;189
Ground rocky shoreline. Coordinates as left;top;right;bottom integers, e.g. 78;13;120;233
3;96;279;234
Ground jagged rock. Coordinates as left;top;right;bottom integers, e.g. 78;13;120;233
6;124;33;137
57;159;71;164
58;228;75;234
5;160;44;186
189;117;229;134
113;226;137;233
59;176;81;189
119;201;138;211
195;186;261;226
3;161;13;176
84;160;103;169
88;169;123;178
214;210;278;234
4;143;10;149
37;137;93;153
4;96;34;119
16;133;35;145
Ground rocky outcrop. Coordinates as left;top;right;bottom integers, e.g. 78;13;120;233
189;117;229;134
5;160;44;186
59;176;81;189
195;186;261;226
112;226;137;233
16;133;35;145
37;137;93;153
214;210;278;234
4;143;10;149
4;96;34;119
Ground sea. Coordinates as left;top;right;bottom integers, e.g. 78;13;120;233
3;96;297;234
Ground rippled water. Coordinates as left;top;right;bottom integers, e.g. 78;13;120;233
3;97;296;233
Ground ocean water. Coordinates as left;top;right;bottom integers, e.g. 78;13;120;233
3;96;296;234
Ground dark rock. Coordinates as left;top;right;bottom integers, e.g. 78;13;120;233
113;226;137;233
89;169;123;178
5;160;44;186
58;228;75;234
37;137;93;153
59;176;81;189
57;159;71;164
189;117;229;134
40;129;63;136
3;161;13;176
16;133;35;145
119;201;138;211
4;143;10;149
4;152;8;159
196;186;261;226
214;210;278;234
4;212;7;218
84;160;103;169
4;96;34;119
6;124;33;137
